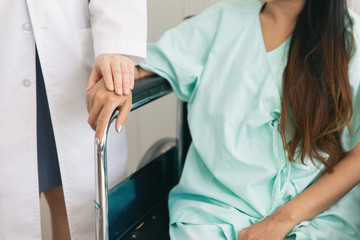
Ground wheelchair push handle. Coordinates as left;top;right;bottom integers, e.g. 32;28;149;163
94;114;115;240
95;135;109;240
94;76;172;240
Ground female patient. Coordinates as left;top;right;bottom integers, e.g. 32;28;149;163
87;0;360;239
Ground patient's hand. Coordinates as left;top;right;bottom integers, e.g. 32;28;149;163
86;78;132;140
238;212;294;240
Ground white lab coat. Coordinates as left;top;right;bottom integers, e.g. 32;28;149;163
0;0;146;239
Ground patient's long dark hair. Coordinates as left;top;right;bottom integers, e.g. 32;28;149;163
280;0;354;171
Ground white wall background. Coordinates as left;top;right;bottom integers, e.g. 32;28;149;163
349;0;360;13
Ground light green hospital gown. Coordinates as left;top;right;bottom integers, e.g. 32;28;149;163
140;0;360;239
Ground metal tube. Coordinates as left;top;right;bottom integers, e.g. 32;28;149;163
95;121;113;240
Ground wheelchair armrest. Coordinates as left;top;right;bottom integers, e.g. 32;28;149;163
132;76;172;111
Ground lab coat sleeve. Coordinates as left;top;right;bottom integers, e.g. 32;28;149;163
89;0;147;65
140;5;223;102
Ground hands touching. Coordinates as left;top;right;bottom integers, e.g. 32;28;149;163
87;54;135;95
86;54;154;140
86;54;135;141
86;78;132;141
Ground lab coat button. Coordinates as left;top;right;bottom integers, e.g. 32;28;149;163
23;79;31;87
22;23;32;33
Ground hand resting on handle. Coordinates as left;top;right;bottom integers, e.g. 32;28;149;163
86;78;132;141
86;66;153;141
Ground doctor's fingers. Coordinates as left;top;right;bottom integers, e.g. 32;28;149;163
111;61;123;95
130;64;135;90
99;61;115;92
121;62;135;94
110;61;134;96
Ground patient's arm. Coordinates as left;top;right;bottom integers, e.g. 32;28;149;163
135;66;154;79
238;143;360;240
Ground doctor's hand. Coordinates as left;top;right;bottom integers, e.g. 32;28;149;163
238;213;294;240
87;54;135;96
86;78;132;141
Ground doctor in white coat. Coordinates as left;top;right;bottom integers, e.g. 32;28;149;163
0;0;146;239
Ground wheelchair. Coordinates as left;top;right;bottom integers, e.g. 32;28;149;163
94;76;191;240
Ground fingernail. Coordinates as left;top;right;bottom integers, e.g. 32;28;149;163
117;88;122;95
117;125;122;133
124;88;130;94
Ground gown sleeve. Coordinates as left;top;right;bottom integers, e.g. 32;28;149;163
341;11;360;152
139;5;223;102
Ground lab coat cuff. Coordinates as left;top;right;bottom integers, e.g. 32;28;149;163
93;39;146;65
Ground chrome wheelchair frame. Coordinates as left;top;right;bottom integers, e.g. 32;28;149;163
94;76;191;240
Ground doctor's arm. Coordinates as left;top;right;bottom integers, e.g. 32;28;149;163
238;143;360;240
87;0;147;95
